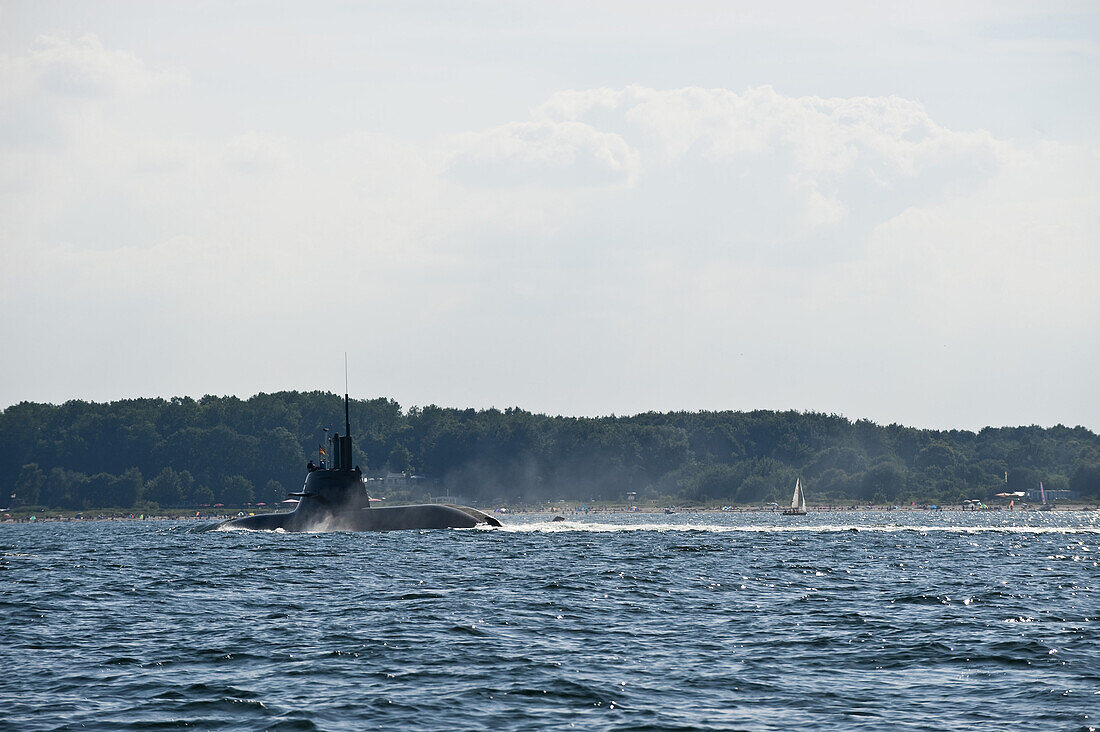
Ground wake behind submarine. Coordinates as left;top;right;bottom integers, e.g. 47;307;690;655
217;394;501;532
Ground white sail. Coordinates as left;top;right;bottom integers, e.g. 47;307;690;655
791;478;802;510
799;479;807;511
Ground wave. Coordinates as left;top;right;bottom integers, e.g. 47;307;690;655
486;521;1100;534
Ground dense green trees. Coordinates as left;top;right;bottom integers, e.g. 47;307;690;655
1;392;1097;510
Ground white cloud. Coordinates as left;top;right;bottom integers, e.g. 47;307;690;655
0;33;186;103
5;79;1092;315
535;86;1003;227
855;141;1100;331
221;132;292;173
446;120;640;188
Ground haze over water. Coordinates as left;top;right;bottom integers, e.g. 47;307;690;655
3;512;1098;730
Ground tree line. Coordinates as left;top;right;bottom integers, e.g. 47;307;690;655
2;392;1098;510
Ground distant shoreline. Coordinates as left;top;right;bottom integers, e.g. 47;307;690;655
3;502;1098;523
5;395;1094;519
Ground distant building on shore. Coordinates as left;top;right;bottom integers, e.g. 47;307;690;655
363;472;436;488
1024;487;1079;502
430;493;475;506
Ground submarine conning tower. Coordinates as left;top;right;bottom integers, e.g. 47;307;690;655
291;391;369;514
328;392;355;471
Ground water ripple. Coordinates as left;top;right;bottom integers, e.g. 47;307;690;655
1;511;1097;731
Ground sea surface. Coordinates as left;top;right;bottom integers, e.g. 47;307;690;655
2;511;1098;731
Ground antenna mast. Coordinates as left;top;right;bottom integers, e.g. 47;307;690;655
344;352;351;438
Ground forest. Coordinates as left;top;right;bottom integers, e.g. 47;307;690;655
2;392;1098;511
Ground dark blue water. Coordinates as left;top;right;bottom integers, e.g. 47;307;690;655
3;512;1098;731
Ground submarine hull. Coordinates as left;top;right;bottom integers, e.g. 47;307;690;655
220;503;500;532
216;468;501;532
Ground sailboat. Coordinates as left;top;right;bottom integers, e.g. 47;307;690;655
1038;481;1052;511
783;477;808;515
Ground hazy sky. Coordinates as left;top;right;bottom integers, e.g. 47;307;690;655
1;1;1097;430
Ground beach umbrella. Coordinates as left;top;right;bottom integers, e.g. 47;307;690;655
214;503;224;507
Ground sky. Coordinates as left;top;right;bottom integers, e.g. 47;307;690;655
0;1;1097;430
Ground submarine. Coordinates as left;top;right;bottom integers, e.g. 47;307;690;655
217;394;501;532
